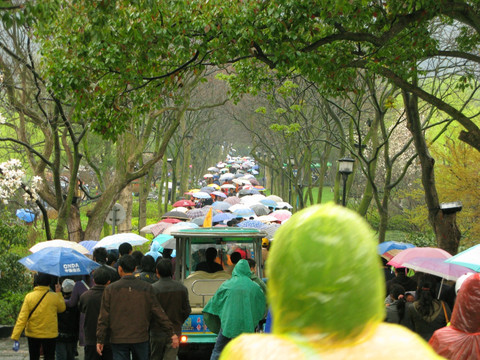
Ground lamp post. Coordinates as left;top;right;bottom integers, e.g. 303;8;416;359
288;157;295;205
270;155;275;193
263;153;267;187
338;157;354;207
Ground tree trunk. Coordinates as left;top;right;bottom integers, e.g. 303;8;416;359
117;185;133;233
84;180;123;240
67;206;84;242
402;90;461;254
138;167;154;235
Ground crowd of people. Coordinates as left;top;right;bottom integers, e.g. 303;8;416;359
10;157;480;360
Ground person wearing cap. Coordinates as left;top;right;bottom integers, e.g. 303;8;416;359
56;279;80;360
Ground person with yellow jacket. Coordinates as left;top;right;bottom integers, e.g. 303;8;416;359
11;272;66;360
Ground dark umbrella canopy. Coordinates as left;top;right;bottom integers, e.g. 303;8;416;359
162;211;190;220
249;204;270;216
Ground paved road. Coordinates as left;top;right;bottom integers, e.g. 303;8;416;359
0;337;84;359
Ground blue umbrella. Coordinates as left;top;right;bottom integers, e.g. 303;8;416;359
192;191;211;199
377;241;415;256
260;199;278;208
237;220;267;229
79;240;98;255
19;247;100;276
213;213;235;223
233;208;256;218
212;201;231;211
16;209;35;223
152;234;175;248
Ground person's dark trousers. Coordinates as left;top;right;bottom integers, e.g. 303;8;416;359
56;340;77;360
111;341;149;360
150;334;168;360
27;337;56;360
210;329;231;360
85;344;114;360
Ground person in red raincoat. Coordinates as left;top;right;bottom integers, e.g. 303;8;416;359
429;273;480;360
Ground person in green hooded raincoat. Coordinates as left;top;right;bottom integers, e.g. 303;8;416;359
203;259;266;360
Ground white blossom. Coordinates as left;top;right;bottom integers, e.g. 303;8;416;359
0;159;41;202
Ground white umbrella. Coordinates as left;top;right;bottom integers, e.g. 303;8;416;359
257;215;280;223
232;178;251;185
94;233;149;250
445;244;480;272
276;201;293;209
30;239;89;255
266;195;283;202
220;184;236;189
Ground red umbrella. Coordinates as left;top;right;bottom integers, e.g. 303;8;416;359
161;218;182;224
173;199;195;208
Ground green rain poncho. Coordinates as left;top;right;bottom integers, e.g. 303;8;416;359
203;259;266;339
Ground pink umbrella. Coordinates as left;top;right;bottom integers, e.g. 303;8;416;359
271;209;292;222
402;257;472;281
387;247;451;268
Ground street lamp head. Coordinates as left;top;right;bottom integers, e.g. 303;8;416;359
440;201;463;214
338;157;354;174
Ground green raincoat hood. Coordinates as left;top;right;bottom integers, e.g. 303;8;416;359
203;259;266;338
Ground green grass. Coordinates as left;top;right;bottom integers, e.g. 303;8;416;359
302;186;335;205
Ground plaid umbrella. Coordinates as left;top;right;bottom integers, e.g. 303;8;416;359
263;223;281;240
225;196;242;205
151;222;174;237
186;208;208;219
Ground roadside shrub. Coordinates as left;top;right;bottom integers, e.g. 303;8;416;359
0;291;28;325
0;211;32;324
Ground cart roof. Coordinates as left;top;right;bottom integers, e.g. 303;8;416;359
170;227;266;244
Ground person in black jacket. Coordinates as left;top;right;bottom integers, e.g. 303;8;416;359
78;266;113;360
96;255;178;360
386;267;417;297
151;259;191;360
56;279;79;360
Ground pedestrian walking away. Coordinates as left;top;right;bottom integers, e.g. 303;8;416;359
96;255;179;360
11;272;66;360
151;259;191;360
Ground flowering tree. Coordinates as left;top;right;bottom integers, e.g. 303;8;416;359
0;159;50;238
